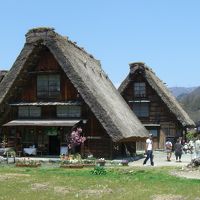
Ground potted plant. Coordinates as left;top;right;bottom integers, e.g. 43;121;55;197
121;160;129;166
96;158;106;166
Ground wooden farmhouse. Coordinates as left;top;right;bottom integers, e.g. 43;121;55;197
119;62;195;149
0;28;148;158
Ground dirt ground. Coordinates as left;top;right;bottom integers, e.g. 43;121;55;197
170;167;200;179
151;194;187;200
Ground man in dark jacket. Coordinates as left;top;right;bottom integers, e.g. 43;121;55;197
174;138;183;162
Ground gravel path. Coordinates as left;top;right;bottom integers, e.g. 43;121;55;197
130;150;194;167
130;151;200;179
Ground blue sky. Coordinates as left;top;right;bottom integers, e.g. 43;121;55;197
0;0;200;87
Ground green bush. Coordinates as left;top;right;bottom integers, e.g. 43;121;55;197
91;166;107;175
186;130;196;141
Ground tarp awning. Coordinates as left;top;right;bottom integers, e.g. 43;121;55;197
3;119;82;127
9;101;82;106
143;124;160;127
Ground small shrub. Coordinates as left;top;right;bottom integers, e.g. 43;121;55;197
91;166;107;175
186;130;196;141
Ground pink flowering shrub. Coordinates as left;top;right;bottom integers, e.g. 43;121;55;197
70;128;86;146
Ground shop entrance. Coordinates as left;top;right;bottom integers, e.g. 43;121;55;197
49;135;60;155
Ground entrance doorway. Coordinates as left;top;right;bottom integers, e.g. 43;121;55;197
49;136;60;155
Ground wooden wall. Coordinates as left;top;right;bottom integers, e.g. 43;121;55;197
83;111;112;158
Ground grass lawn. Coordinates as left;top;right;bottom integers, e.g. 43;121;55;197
0;164;199;200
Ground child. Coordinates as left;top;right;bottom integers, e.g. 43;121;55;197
165;140;172;161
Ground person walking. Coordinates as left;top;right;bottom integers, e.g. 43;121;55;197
165;139;173;161
143;134;154;166
174;138;183;162
194;134;200;158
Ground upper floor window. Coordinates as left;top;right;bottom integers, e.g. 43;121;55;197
149;129;158;137
134;82;146;97
18;106;41;118
57;106;81;118
133;102;149;117
37;75;60;98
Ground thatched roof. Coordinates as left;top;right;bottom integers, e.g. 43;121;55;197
118;62;195;127
0;70;8;82
0;28;148;142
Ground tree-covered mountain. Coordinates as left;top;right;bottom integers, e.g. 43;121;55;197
169;87;197;97
177;87;200;123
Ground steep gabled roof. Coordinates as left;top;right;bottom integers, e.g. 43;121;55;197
119;62;195;127
0;70;8;82
0;28;148;142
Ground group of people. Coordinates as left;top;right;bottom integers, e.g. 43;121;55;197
165;138;183;162
143;134;200;166
165;135;200;162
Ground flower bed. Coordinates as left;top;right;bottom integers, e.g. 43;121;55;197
60;159;95;168
16;163;41;167
60;153;96;168
60;164;84;168
60;153;83;168
16;158;41;167
83;164;96;167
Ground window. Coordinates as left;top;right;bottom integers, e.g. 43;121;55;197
18;106;41;118
134;82;146;97
133;102;149;117
163;128;176;137
18;106;29;118
149;129;158;137
37;75;60;98
57;106;81;118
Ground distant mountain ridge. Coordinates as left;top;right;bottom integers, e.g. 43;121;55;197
169;87;197;97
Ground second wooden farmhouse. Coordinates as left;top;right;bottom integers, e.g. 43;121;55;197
119;62;195;149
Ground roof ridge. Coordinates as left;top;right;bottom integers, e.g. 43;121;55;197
26;27;99;63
